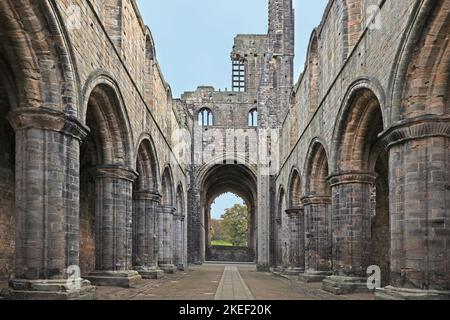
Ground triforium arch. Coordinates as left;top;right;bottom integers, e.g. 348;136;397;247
301;139;332;281
195;160;258;264
79;74;141;288
132;135;163;279
325;81;389;291
378;0;450;298
0;0;96;299
158;165;177;273
285;168;306;274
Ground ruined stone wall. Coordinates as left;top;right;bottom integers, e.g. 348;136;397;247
277;0;415;185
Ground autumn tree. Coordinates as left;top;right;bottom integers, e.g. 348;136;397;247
221;204;248;247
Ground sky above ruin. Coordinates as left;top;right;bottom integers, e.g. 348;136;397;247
137;0;328;98
136;0;328;218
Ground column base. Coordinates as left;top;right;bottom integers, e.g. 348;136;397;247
177;264;186;271
298;270;332;283
284;268;304;276
3;279;96;300
85;270;142;288
375;286;450;300
159;264;177;274
135;267;165;279
322;275;370;295
256;264;271;272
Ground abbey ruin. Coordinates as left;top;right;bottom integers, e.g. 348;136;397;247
0;0;448;300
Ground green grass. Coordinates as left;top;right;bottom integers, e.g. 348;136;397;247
211;240;233;247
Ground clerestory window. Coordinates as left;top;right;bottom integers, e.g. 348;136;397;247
198;108;213;127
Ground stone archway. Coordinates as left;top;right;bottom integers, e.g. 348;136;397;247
324;86;389;294
80;80;141;288
284;169;305;275
197;163;257;264
132;138;163;279
301;140;333;283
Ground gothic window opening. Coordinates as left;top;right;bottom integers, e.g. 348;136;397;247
248;109;258;127
198;108;213;127
232;59;246;92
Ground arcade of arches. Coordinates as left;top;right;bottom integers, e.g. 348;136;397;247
0;0;448;300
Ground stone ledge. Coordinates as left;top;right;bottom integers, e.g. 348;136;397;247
375;286;450;300
159;264;177;274
135;267;165;279
3;279;95;300
299;270;332;283
322;275;370;295
85;271;142;288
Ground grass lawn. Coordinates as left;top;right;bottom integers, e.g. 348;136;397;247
211;240;233;247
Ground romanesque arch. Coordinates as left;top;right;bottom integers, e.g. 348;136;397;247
325;83;389;292
132;137;162;279
80;77;140;287
301;139;332;281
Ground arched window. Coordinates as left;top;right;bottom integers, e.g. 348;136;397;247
198;108;213;127
248;109;258;127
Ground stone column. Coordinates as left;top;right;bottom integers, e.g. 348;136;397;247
376;117;450;300
132;191;164;279
187;187;202;264
158;206;177;273
85;166;142;288
6;108;95;300
173;213;185;271
300;196;332;282
284;207;305;275
322;172;377;295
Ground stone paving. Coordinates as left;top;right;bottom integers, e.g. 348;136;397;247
93;264;375;300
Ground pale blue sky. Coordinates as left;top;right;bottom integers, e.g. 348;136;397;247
136;0;328;97
211;193;245;220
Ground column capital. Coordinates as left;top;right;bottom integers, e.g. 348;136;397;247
301;195;332;206
133;190;162;202
327;172;377;187
160;205;177;215
7;108;89;141
90;165;138;182
380;115;450;150
285;206;304;217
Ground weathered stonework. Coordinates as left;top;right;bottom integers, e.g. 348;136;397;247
0;0;448;300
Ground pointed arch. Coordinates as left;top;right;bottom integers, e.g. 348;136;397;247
161;165;175;206
331;80;386;173
393;0;450;121
288;168;302;208
304;138;331;197
135;135;160;192
0;0;79;114
82;73;134;167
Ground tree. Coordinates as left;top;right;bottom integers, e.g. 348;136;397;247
221;204;248;247
211;219;226;241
